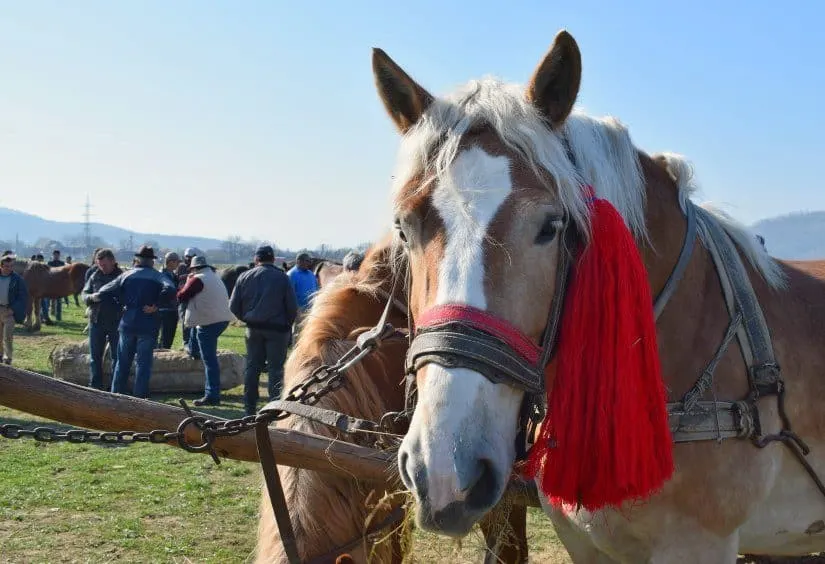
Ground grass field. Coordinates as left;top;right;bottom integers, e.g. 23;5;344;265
0;304;570;563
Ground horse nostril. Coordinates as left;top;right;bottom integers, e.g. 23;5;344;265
465;458;499;511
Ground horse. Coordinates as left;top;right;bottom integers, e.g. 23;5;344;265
371;29;825;562
314;260;345;289
22;262;88;331
219;263;254;296
255;235;530;563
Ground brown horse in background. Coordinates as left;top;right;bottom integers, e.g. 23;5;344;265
256;235;530;563
314;260;345;289
23;262;88;331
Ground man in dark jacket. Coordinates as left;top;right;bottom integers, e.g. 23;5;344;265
90;246;175;399
230;245;298;415
81;248;123;390
156;251;181;350
0;251;28;365
47;249;66;321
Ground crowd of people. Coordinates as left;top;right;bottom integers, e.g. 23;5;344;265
80;244;318;413
0;244;326;416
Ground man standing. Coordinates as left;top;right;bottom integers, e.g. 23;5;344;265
0;251;28;365
32;253;53;325
230;245;298;415
81;249;123;390
178;255;233;406
85;248;102;283
47;249;65;321
90;246;175;399
286;252;318;340
157;252;181;349
63;256;73;306
178;248;202;359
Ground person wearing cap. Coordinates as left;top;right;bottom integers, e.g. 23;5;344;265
0;251;28;365
177;255;233;406
63;256;73;306
230;245;298;415
90;245;176;399
178;247;202;359
47;250;66;321
342;251;364;272
30;253;52;325
81;248;123;390
156;251;181;350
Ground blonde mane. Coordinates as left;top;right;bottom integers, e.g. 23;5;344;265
388;76;784;287
255;239;408;564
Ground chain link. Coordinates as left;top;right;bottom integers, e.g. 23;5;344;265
0;424;179;445
0;323;407;460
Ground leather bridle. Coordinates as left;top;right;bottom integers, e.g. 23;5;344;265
400;186;698;461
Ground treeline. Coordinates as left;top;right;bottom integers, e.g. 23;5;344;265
0;234;371;267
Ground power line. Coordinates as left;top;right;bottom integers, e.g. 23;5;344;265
83;195;92;252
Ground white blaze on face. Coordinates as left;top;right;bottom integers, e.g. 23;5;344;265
432;146;513;308
401;146;523;513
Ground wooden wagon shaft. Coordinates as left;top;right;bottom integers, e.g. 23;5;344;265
0;365;540;507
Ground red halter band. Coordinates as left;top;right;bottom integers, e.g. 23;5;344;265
415;304;541;366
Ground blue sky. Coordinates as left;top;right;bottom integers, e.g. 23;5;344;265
1;1;822;249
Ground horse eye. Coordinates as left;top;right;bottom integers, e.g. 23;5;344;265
535;215;562;245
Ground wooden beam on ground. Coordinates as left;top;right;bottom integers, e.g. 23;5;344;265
0;364;540;507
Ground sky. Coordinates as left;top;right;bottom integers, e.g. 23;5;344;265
1;1;823;250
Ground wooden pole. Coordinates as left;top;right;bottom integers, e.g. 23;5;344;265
0;365;539;507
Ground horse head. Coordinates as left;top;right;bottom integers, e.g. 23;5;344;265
373;29;591;536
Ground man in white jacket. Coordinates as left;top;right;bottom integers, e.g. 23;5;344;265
176;255;233;406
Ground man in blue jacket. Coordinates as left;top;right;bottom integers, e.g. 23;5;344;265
0;251;28;365
90;246;175;399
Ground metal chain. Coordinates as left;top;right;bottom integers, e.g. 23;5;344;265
0;322;405;462
0;425;177;445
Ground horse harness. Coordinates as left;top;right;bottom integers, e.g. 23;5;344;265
402;191;825;494
254;197;825;563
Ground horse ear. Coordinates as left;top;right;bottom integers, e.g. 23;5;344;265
525;30;582;128
372;48;434;134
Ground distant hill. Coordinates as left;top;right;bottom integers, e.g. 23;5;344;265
0;207;223;251
752;211;825;260
2;205;823;262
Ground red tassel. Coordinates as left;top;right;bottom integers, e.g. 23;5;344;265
524;191;674;511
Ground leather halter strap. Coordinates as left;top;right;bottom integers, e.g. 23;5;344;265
404;200;696;396
404;224;577;393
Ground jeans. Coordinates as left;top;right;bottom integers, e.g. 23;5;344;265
243;328;290;415
180;305;200;359
49;298;62;321
88;322;119;390
195;321;229;401
111;331;156;399
157;310;178;349
0;307;14;362
40;299;51;321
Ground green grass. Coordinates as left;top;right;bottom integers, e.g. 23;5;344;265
0;305;569;563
